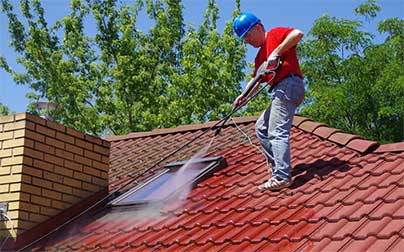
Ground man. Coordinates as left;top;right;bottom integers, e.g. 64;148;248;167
232;13;305;191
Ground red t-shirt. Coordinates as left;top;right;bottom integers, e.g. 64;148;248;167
253;27;303;85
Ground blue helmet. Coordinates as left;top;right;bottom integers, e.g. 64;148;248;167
233;13;261;38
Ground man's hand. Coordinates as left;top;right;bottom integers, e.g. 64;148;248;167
233;94;247;109
256;60;269;76
256;51;280;76
267;51;280;65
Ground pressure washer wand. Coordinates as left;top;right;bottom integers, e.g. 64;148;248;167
214;58;283;136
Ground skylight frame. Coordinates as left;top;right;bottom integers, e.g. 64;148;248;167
110;156;226;207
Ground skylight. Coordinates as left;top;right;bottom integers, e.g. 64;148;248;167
110;156;227;207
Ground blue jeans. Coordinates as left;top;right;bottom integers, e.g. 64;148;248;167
255;74;305;181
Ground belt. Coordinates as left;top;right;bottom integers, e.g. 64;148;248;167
269;72;302;93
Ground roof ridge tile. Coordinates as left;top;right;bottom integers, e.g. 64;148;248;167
292;116;381;154
292;115;311;127
313;126;343;139
298;120;327;133
374;142;404;153
108;114;386;155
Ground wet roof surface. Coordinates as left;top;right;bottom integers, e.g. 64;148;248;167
32;115;404;252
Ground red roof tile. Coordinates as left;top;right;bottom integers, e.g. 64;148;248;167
346;138;379;154
328;131;361;146
312;125;342;139
298;120;327;133
374;142;404;153
292;115;311;127
22;115;404;252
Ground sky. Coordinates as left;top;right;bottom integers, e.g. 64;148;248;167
1;0;403;113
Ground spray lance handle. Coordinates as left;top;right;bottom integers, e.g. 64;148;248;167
241;57;283;99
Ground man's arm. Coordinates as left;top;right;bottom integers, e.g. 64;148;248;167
269;29;304;60
233;60;273;108
233;77;261;108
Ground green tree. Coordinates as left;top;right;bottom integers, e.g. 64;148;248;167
1;0;246;136
166;0;246;124
0;102;10;116
299;0;404;143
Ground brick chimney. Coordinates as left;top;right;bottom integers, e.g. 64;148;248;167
0;113;109;241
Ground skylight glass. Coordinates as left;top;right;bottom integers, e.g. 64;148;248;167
110;156;227;207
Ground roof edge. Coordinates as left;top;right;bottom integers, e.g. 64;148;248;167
107;114;386;155
106;115;259;142
293;115;379;154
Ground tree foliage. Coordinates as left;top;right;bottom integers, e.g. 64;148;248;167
1;0;246;136
299;0;404;143
2;0;403;143
0;102;10;116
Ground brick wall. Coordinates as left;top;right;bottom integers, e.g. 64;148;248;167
0;113;110;238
